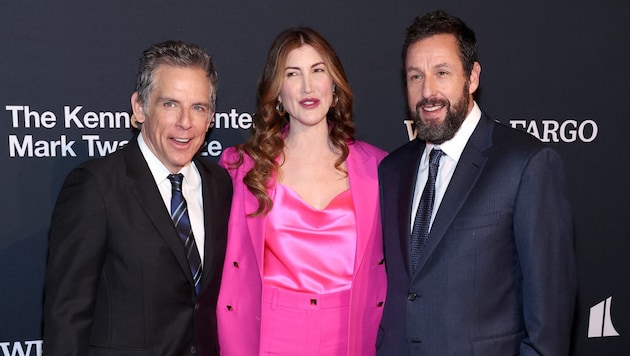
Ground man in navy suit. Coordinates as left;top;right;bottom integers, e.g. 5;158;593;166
377;10;577;355
43;41;232;356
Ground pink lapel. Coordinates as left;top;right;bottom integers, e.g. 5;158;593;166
346;144;381;273
244;182;273;278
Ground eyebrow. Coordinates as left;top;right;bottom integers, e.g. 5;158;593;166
157;97;209;107
406;62;452;72
285;61;326;71
157;96;179;103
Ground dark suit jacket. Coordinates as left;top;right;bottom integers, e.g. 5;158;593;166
377;115;577;355
43;137;232;356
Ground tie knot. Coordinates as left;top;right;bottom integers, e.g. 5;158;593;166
429;148;444;166
168;173;184;192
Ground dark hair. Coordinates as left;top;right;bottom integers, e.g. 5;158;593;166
402;10;477;75
135;40;218;113
232;27;356;216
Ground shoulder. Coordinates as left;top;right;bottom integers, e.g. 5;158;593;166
474;117;567;177
218;145;254;179
349;140;388;161
195;156;231;185
55;148;131;209
69;145;128;180
70;135;143;176
489;119;557;160
492;119;544;147
380;139;419;168
219;146;241;165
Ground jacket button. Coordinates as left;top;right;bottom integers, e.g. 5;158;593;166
190;345;197;354
407;293;417;301
194;303;200;310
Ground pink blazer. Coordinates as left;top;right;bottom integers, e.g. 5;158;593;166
217;140;387;355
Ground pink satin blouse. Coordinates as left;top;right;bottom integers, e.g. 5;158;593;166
263;184;357;293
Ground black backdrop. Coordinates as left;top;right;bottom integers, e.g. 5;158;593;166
2;1;629;354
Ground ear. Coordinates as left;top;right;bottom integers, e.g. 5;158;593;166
468;62;481;95
131;92;146;124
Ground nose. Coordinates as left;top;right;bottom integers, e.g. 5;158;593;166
421;75;437;98
302;73;313;94
177;108;193;129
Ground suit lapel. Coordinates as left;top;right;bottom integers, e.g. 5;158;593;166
196;159;217;294
123;138;195;289
347;144;379;273
241;157;268;278
414;116;494;273
397;140;426;276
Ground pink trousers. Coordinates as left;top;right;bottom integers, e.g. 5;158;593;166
260;286;351;356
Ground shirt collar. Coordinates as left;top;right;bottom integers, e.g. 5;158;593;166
137;133;200;188
431;101;481;162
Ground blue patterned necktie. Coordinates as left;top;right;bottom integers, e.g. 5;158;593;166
168;173;202;295
410;148;444;273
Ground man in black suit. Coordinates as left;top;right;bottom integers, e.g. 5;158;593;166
43;41;232;356
377;11;577;355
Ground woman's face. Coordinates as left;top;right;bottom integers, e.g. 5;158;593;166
278;44;334;131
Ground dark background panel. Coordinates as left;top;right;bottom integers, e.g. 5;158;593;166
1;1;628;354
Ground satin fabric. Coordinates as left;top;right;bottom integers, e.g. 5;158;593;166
217;140;387;356
263;184;356;293
259;184;356;355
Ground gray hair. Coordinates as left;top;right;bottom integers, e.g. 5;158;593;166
135;40;218;114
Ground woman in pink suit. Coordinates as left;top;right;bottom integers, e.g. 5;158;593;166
217;27;387;355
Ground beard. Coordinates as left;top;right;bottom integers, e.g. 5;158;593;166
411;82;470;145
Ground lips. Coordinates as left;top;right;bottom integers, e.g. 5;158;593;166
300;98;319;107
422;104;444;112
172;137;191;144
416;98;448;114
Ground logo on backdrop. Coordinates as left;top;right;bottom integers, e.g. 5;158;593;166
508;119;597;143
588;296;620;338
0;340;42;356
4;105;253;159
403;118;598;143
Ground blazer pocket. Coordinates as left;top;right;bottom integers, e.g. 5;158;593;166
451;211;501;231
471;330;525;356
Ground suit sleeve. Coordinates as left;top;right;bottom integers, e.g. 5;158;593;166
43;167;108;356
513;147;577;355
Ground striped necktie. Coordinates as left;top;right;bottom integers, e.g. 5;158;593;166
168;173;202;295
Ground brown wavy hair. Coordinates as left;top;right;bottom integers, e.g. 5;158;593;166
228;27;356;216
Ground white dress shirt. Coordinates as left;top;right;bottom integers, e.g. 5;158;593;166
138;133;205;261
410;101;482;233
